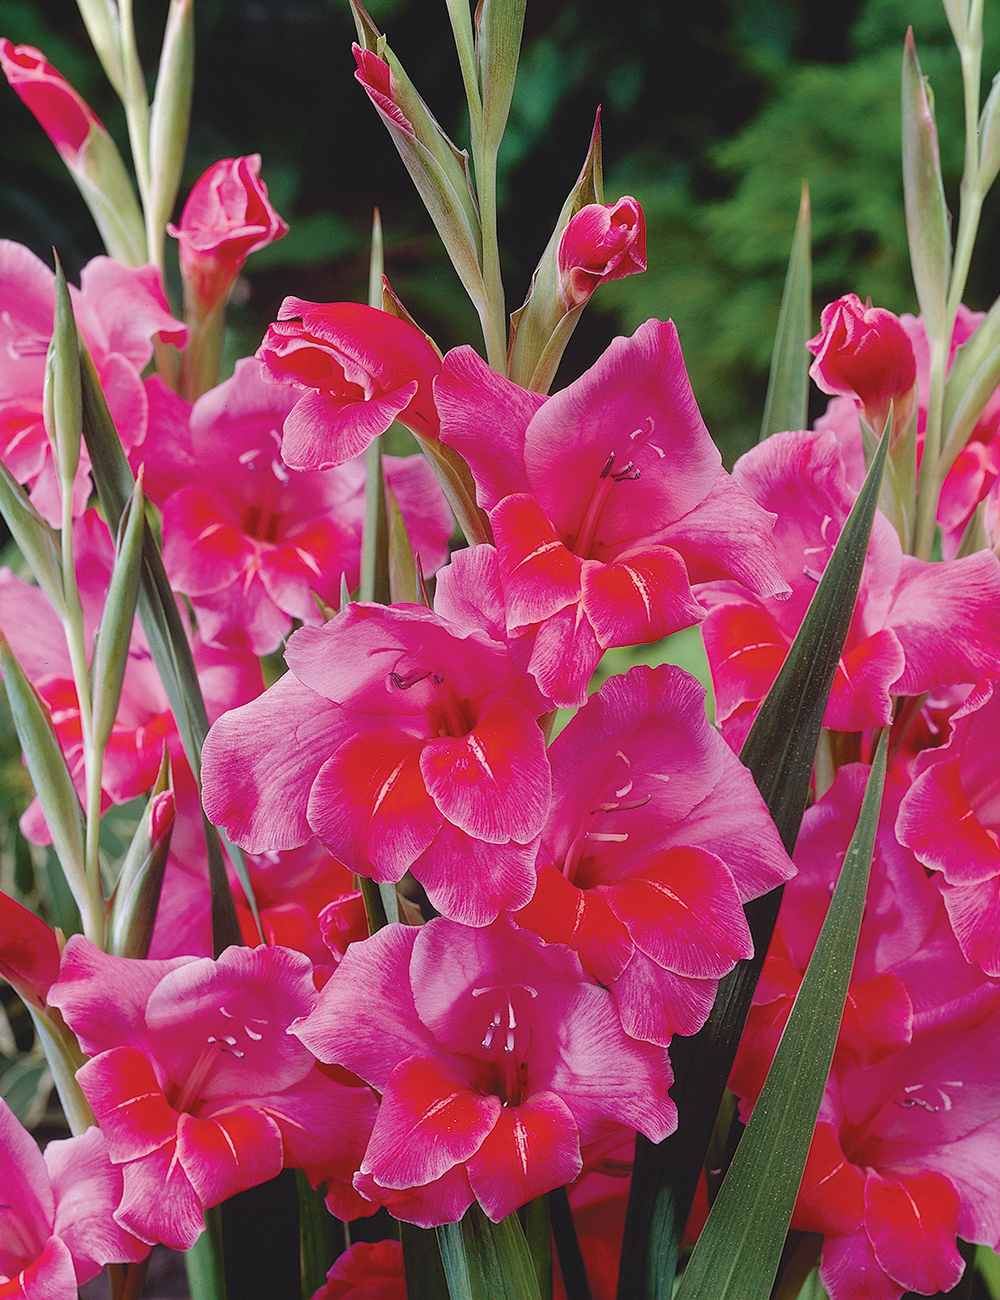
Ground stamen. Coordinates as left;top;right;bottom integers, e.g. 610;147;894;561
600;452;616;479
610;461;641;482
389;669;433;690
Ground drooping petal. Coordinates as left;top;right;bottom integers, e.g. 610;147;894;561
864;1168;964;1297
514;865;634;986
600;847;752;978
280;384;418;471
362;1055;500;1190
897;757;1000;887
819;1229;903;1300
351;1163;475;1229
176;1108;283;1208
113;1143;205;1250
307;730;442;880
466;1092;582;1222
491;493;582;631
525;600;603;709
825;629;905;731
419;698;550;844
76;1047;177;1164
413;822;540;926
940;877;1000;975
580;547;704;649
791;1123;864;1236
0;1235;77;1300
610;952;718;1045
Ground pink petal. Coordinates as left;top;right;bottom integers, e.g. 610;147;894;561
281;384;418;471
0;1235;77;1300
838;974;912;1067
525;600;603;709
419;698;550;844
940;877;1000;975
580;546;704;648
113;1143;205;1250
351;1163;475;1229
76;1047;177;1163
47;936;195;1056
819;1229;903;1300
492;493;582;630
308;730;442;880
0;1097;53;1250
864;1168;964;1296
601;847;752;978
791;1123;864;1236
414;821;540;925
610;952;718;1045
700;600;787;722
825;628;904;731
362;1055;500;1190
162;485;248;596
201;671;351;853
176;1108;283;1208
897;756;1000;886
466;1092;582;1222
514;865;635;985
46;1127;148;1279
435;347;542;509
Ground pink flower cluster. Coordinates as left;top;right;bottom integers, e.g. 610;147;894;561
3;132;1000;1300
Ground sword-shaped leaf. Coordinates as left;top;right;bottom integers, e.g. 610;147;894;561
760;181;811;441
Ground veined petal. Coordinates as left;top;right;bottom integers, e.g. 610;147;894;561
864;1168;964;1297
419;698;550;844
413;823;539;926
492;493;582;630
514;865;634;985
466;1092;582;1222
362;1055;499;1190
897;757;1000;886
76;1047;176;1164
580;546;704;649
308;730;442;880
601;847;751;978
825;629;904;731
113;1143;205;1251
526;601;603;709
281;383;418;471
176;1108;283;1208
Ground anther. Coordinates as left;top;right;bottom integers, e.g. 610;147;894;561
600;452;616;479
610;461;641;482
389;669;433;690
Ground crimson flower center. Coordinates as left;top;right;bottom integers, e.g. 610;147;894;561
472;982;537;1106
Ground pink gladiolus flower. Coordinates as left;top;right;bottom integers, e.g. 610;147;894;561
48;940;377;1250
557;197;646;309
896;683;1000;975
515;664;793;1046
700;429;1000;746
0;241;185;524
807;293;917;435
292;917;677;1226
142;358;452;654
0;1098;149;1294
0;40;101;163
730;764;1000;1300
257;300;442;470
816;305;1000;558
202;601;551;926
309;1240;406;1300
436;318;789;706
0;889;60;1010
167;155;287;312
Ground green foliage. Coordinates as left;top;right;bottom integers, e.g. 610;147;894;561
600;0;1000;461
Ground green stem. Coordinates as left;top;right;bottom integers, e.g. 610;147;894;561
179;296;227;402
118;0;152;222
914;336;949;559
60;476;103;944
947;12;985;322
477;143;508;371
445;0;482;123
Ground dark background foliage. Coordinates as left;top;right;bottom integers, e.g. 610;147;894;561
3;0;1000;461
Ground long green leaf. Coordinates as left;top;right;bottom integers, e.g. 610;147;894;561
616;421;891;1300
760;181;811;440
78;335;243;954
674;732;888;1300
401;1221;451;1300
902;29;951;342
437;1205;542;1300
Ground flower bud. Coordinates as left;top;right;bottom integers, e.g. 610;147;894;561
0;888;61;1009
168;154;288;313
0;41;146;266
807;293;917;434
557;196;646;309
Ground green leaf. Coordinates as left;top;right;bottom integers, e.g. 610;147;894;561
185;1207;227;1300
0;460;65;617
901;29;951;342
673;732;888;1300
760;180;811;441
295;1171;342;1299
0;633;87;917
548;1187;589;1300
401;1221;451;1300
91;475;145;755
78;335;243;955
387;482;421;605
437;1204;542;1300
616;419;891;1300
476;0;527;154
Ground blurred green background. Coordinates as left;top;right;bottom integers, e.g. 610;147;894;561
2;0;1000;463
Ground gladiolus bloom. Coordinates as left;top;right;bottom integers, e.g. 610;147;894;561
168;155;287;312
48;941;377;1249
807;294;917;435
257;300;442;470
557;197;646;309
293;917;677;1227
0;1100;149;1295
